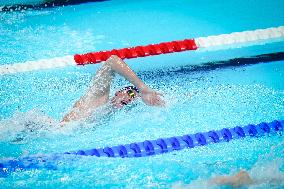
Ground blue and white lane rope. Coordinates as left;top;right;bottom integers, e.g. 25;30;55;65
0;120;283;177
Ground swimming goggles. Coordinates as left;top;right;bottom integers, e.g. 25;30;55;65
127;89;136;98
120;90;135;106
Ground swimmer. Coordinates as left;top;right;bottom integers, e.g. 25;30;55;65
209;170;254;188
209;169;284;188
61;55;165;124
172;169;284;188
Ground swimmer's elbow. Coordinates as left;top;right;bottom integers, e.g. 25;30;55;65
109;55;120;60
108;55;122;63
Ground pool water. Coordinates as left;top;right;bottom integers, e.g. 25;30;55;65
0;0;284;188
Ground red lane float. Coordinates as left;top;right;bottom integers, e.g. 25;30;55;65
74;39;197;65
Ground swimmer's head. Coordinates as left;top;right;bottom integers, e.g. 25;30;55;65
111;86;139;108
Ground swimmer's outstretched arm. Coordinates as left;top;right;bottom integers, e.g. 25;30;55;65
61;55;164;123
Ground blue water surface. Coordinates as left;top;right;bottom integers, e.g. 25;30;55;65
0;0;284;188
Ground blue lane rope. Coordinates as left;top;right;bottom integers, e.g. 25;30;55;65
0;120;283;177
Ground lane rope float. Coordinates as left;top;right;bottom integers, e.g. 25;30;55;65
0;26;284;75
0;120;283;177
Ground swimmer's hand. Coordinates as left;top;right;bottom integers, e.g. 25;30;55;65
140;88;165;107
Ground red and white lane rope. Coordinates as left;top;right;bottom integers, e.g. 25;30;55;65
1;26;284;75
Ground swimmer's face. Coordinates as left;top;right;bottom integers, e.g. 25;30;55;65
111;88;139;109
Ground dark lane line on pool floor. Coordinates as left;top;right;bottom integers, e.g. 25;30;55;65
139;51;284;80
0;0;109;12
